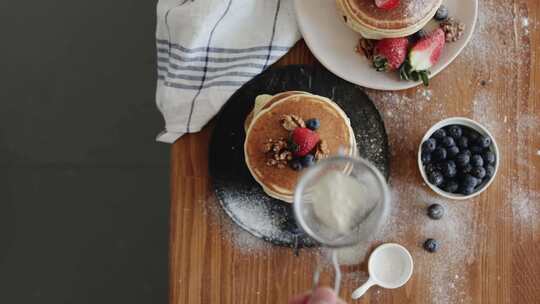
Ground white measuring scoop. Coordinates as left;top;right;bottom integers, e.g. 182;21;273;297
351;243;413;300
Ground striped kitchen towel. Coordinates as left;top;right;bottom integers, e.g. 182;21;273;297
155;0;301;143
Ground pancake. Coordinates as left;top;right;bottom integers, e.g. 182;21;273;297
243;91;311;132
244;93;357;203
336;0;442;39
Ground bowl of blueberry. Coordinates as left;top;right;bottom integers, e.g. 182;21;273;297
418;117;500;200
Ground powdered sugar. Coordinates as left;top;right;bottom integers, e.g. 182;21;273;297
509;191;540;242
504;115;540;240
404;0;433;19
205;190;283;254
461;0;530;72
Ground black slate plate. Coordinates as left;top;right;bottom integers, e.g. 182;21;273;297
209;65;389;248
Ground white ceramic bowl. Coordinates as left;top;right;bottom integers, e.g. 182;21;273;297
418;117;500;200
294;0;478;90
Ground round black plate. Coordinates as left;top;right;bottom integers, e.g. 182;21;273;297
209;65;389;248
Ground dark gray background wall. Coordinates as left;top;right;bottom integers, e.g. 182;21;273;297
0;1;169;303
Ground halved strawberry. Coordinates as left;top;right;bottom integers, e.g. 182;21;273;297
290;127;319;157
400;28;445;86
375;0;399;10
372;37;409;71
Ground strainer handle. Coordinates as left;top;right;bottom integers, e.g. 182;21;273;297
311;250;342;294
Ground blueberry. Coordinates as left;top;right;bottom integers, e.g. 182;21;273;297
422;138;437;153
447;146;460;158
433;147;447;161
301;154;315;167
471;154;484;167
425;163;438;174
462;149;472;156
460;186;475;195
441;136;456;148
467;130;481;142
421;152;432;164
410;29;427;43
470;145;483;154
455;152;470;167
462;175;479;189
427;204;445;219
434;5;449;21
424;238;439;252
485;165;496;178
471;166;486;179
483;150;496;164
440;160;457;178
444;180;459;193
447;125;463;139
290;160;302;171
460;163;473;175
427;171;444;186
476;136;492;148
457;137;468;149
431;128;447;140
305;118;320;130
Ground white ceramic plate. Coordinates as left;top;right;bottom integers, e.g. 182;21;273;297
294;0;478;90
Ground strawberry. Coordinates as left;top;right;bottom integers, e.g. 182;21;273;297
400;28;446;86
290;127;320;157
372;37;409;71
375;0;399;10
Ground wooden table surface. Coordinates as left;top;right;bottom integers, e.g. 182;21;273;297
169;1;540;303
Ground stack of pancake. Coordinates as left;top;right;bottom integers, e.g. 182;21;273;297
336;0;442;39
244;92;357;203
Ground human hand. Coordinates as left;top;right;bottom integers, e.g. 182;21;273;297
288;287;347;304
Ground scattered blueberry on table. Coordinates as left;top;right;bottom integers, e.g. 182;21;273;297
421;125;496;196
427;204;445;220
423;238;439;253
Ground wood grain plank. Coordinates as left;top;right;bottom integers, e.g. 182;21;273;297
170;1;540;302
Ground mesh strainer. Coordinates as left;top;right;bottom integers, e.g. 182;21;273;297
293;156;390;292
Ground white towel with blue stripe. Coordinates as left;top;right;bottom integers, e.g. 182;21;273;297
155;0;301;143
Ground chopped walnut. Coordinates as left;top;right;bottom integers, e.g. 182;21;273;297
440;18;465;42
356;37;376;60
314;140;330;161
280;114;305;131
262;141;273;153
262;138;287;153
279;151;293;161
262;138;291;169
266;159;277;166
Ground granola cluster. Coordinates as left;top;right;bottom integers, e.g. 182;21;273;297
314;140;329;161
439;18;465;42
262;138;292;168
280;114;305;131
355;37;375;60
